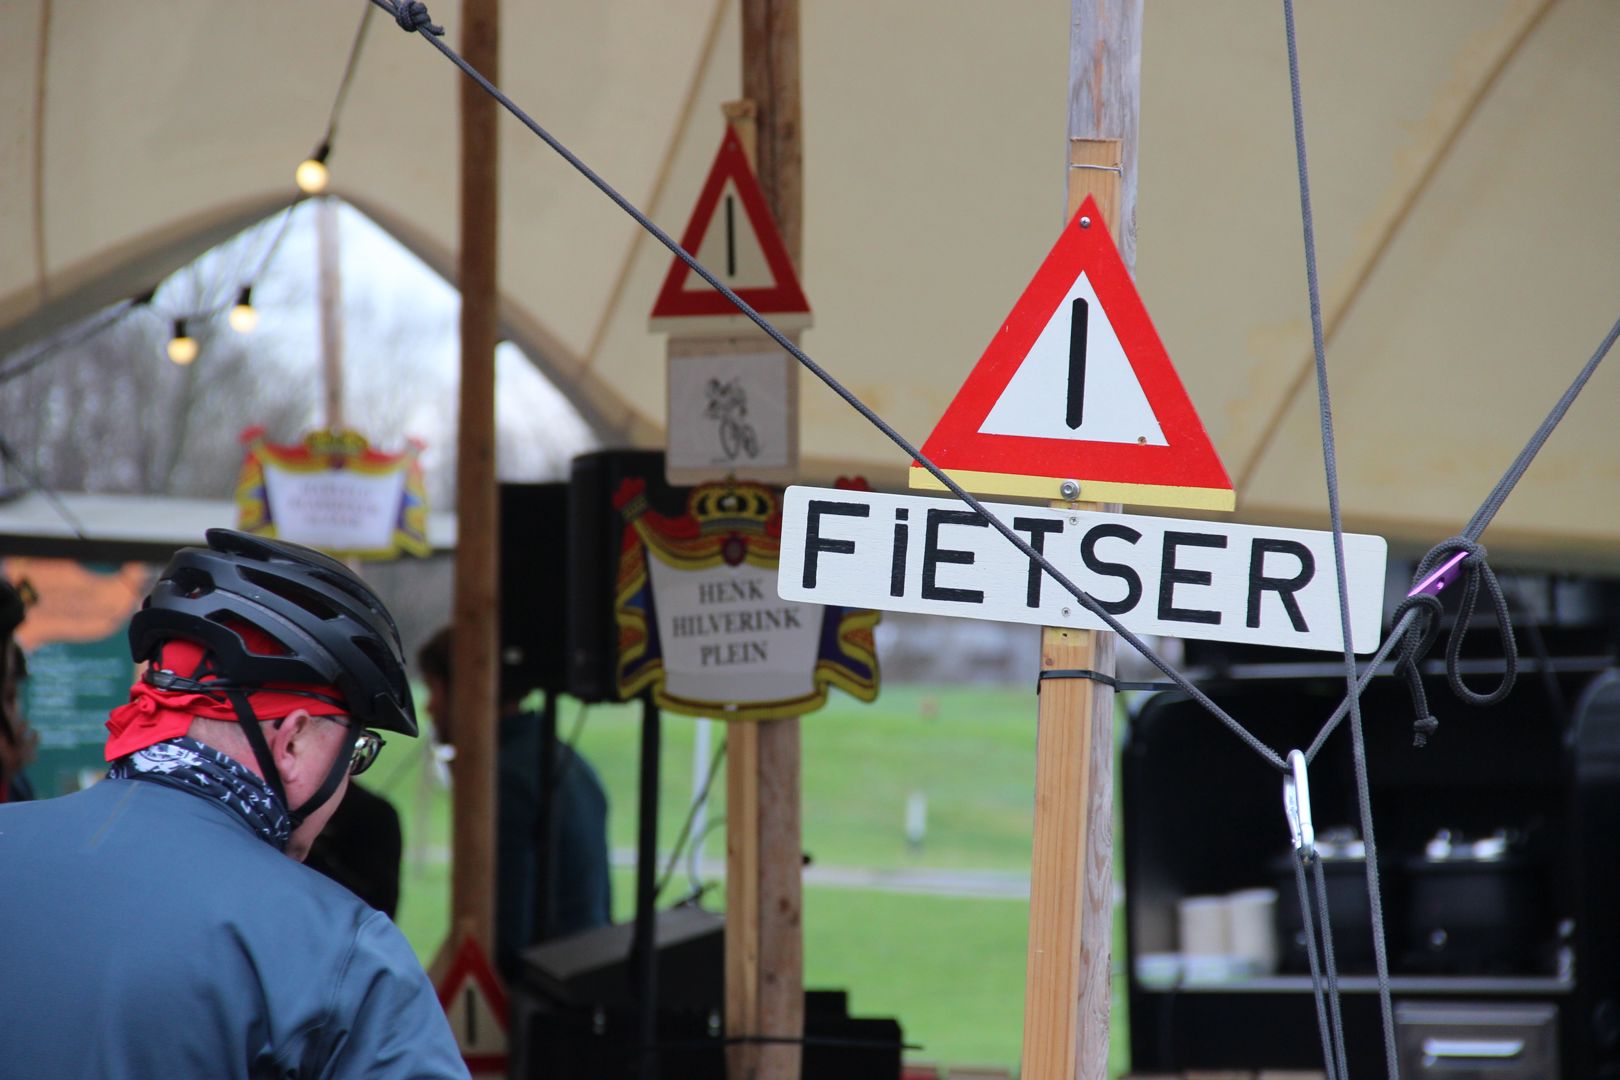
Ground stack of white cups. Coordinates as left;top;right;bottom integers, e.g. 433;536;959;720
1226;887;1280;975
1174;887;1279;982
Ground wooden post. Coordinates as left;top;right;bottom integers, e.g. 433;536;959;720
728;7;804;1077
740;0;801;265
1020;4;1140;1078
450;0;500;956
315;195;345;430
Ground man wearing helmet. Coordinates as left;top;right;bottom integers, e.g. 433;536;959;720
0;530;468;1078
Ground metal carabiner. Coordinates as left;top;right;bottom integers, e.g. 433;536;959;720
1283;748;1315;857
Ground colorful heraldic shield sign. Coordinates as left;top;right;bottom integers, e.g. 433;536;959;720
613;480;878;719
235;428;430;559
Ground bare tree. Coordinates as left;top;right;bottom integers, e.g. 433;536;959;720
0;200;599;510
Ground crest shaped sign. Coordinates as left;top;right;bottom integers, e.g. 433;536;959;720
612;480;878;719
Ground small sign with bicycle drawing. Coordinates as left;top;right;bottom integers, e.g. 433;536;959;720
706;377;759;461
666;345;797;484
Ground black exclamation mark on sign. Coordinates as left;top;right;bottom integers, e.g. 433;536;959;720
1066;297;1089;430
464;987;476;1045
724;195;737;278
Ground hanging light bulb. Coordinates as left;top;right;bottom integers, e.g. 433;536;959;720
228;286;259;333
166;319;198;365
295;141;331;195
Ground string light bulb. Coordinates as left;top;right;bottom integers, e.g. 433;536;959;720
228;286;259;333
295;142;331;195
166;319;198;366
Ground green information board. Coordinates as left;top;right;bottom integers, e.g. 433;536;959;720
22;633;133;797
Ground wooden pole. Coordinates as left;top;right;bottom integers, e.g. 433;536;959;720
1068;4;1140;272
740;0;801;265
315;195;345;430
1020;4;1140;1079
727;6;804;1077
450;0;500;956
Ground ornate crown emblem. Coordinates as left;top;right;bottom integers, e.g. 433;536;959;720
688;483;777;534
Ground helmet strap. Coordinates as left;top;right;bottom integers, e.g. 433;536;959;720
224;689;355;830
296;727;357;825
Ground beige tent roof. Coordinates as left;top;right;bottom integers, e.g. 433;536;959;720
4;0;1616;570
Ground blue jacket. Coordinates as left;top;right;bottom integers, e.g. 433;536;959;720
0;778;469;1079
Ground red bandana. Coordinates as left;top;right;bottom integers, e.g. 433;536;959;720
105;634;347;761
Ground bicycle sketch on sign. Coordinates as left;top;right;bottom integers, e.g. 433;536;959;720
705;377;759;460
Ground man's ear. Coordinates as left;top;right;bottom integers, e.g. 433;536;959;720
270;709;317;782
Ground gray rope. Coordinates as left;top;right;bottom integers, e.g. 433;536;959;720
1311;855;1351;1080
1389;592;1444;747
1464;313;1620;541
1282;3;1397;1074
1305;606;1420;762
374;0;1292;773
1291;854;1341;1080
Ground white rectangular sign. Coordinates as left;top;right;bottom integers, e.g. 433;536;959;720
666;350;795;482
778;486;1388;653
262;463;407;554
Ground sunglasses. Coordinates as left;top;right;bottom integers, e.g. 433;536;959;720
348;728;385;776
308;716;386;777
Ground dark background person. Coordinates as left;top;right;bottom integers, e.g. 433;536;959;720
0;531;467;1078
418;626;612;980
0;577;37;803
304;779;404;918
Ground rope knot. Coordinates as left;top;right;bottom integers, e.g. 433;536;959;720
1392;591;1443;747
1449;536;1487;567
392;0;443;36
1411;714;1439;748
1393;536;1519;749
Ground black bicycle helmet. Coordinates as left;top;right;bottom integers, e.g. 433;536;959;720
129;529;418;737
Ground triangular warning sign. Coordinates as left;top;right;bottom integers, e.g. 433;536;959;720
910;195;1234;511
649;125;812;331
436;935;509;1075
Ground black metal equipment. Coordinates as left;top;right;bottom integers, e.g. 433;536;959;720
498;482;571;697
564;450;688;704
1122;624;1620;1076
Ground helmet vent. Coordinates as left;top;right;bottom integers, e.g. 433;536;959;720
240;568;341;622
170;567;214;600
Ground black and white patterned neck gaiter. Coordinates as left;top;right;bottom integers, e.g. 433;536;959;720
107;736;293;850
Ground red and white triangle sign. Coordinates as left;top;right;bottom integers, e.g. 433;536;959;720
649;125;811;331
910;195;1234;512
436;935;509;1076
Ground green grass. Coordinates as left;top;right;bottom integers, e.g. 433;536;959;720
367;684;1131;1075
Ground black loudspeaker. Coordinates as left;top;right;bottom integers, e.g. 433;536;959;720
500;482;571;697
509;908;904;1080
516;903;725;1012
510;906;724;1080
566;450;689;703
